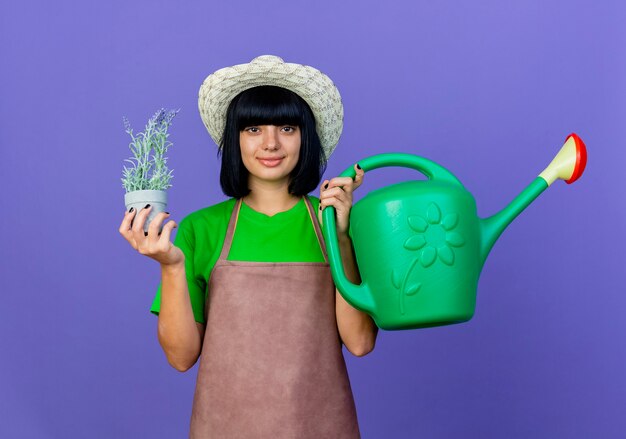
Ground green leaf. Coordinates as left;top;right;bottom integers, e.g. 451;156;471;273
405;283;421;296
391;269;401;289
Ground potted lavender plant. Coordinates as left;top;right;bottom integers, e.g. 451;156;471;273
122;108;179;234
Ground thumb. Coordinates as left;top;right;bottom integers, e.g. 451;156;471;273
353;163;365;190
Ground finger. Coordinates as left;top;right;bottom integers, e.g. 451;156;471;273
148;211;171;241
132;204;152;230
320;195;340;209
321;194;352;210
157;219;178;244
324;177;354;198
326;177;354;190
119;208;139;248
131;204;153;240
320;186;348;202
320;179;330;195
119;208;137;235
353;164;365;190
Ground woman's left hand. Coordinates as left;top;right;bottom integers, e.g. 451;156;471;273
319;163;365;237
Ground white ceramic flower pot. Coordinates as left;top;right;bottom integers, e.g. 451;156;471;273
124;189;168;234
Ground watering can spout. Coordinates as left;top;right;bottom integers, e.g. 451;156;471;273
479;179;548;265
479;133;587;265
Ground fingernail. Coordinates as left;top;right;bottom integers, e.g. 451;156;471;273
129;207;134;213
165;211;170;214
144;231;148;236
319;205;322;210
145;204;151;209
356;164;361;170
324;183;328;189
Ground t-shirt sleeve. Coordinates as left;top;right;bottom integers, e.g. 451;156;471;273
150;216;207;324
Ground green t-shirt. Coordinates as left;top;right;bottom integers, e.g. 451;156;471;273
150;195;325;324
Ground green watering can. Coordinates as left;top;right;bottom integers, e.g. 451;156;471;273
323;133;587;330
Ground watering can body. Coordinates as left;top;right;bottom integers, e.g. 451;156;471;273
349;179;482;329
323;134;586;330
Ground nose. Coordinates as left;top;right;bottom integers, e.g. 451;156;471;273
263;126;280;150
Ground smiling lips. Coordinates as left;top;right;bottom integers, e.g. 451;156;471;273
257;157;284;167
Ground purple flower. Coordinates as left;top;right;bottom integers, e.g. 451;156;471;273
153;108;166;126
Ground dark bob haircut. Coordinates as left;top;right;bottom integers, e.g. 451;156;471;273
218;85;327;198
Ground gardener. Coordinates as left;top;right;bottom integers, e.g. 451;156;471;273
119;55;378;438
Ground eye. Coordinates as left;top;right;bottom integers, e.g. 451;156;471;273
244;126;260;133
282;126;297;133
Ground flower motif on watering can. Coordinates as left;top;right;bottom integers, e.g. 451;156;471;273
403;202;465;267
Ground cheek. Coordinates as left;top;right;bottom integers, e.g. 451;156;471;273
240;153;252;168
239;140;256;162
241;152;257;172
291;136;302;161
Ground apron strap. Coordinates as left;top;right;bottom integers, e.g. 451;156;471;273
217;198;243;262
303;196;329;263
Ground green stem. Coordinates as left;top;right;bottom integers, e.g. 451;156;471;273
400;257;419;315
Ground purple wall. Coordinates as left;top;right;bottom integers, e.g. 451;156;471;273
1;0;624;437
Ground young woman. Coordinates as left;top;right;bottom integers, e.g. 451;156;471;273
119;55;378;438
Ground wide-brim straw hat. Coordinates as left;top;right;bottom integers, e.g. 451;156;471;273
198;55;343;158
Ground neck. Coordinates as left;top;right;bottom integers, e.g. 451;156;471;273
243;179;301;216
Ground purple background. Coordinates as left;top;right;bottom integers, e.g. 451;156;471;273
1;0;624;437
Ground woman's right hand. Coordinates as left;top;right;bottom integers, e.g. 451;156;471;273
118;205;184;267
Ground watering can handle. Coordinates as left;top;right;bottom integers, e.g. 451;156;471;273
335;152;464;186
321;153;464;316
